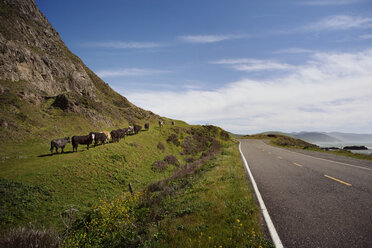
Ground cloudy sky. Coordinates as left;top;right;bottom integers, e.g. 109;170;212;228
36;0;372;134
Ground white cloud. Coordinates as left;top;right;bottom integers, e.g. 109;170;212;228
303;15;372;31
178;34;245;43
96;68;170;78
275;48;314;54
125;49;372;134
83;41;163;49
300;0;367;5
360;34;372;39
211;58;294;71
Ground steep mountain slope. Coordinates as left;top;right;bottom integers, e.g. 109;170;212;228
0;0;156;141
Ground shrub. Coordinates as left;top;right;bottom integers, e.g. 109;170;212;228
185;157;195;163
62;193;143;248
166;134;180;146
181;126;222;155
0;227;59;248
167;133;180;146
152;160;167;172
181;136;196;155
220;130;230;140
163;155;180;167
272;135;318;149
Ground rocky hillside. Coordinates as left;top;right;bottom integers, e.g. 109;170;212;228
0;0;157;140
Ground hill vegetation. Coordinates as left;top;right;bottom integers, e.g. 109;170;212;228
0;123;273;247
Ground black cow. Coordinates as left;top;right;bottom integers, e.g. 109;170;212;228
134;125;142;134
50;137;70;154
110;130;119;142
122;128;129;137
144;123;149;130
72;133;95;152
91;132;107;146
111;128;127;142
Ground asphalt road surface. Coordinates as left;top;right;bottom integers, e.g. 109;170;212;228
239;139;372;248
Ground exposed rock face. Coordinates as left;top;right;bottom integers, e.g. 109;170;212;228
0;0;96;99
0;0;157;136
52;94;77;112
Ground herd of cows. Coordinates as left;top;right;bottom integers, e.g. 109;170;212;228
50;120;173;154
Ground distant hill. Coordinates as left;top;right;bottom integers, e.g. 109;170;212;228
291;132;341;143
258;131;372;144
328;132;372;143
259;131;290;136
0;0;157;141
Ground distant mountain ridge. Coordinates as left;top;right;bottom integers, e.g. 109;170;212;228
327;132;372;143
261;131;372;144
291;132;341;143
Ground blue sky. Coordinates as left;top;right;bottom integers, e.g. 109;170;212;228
35;0;372;134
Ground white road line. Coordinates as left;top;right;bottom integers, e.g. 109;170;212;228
267;144;372;172
239;142;283;248
293;162;303;167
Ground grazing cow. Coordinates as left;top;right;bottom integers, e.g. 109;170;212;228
111;128;127;142
144;123;149;130
93;132;107;146
134;124;142;134
50;137;70;154
171;121;175;126
110;130;119;142
158;120;164;128
127;126;134;134
121;128;129;138
102;131;111;141
110;129;120;142
72;133;95;152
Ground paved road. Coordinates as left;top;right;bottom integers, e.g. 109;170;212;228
239;139;372;248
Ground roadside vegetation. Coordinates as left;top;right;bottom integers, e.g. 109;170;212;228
244;134;372;161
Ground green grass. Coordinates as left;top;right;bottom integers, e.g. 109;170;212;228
0;121;187;230
58;133;273;247
153;142;273;247
1;124;273;247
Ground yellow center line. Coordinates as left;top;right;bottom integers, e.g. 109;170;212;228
293;162;303;167
324;175;352;186
277;156;282;159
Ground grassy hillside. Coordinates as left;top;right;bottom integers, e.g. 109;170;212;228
0;123;273;247
0;77;156;142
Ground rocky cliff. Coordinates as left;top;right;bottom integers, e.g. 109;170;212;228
0;0;156;139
